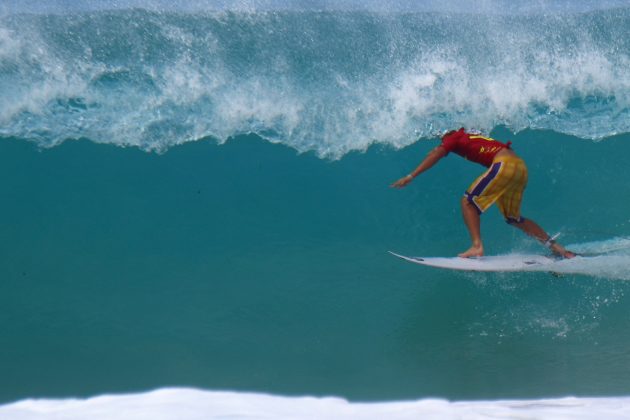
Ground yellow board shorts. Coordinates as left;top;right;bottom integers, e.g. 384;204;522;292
465;155;528;223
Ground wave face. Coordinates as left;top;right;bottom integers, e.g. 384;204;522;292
1;6;629;156
1;130;630;403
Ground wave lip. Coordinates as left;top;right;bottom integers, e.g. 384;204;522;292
1;8;630;157
4;0;630;14
3;388;630;419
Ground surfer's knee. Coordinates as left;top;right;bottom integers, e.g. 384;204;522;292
505;216;526;225
461;195;480;212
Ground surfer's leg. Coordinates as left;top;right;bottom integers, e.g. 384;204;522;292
460;158;523;258
508;217;547;242
508;218;575;258
494;158;577;257
459;163;506;259
459;197;484;258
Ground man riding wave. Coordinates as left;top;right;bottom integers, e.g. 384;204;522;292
391;128;575;259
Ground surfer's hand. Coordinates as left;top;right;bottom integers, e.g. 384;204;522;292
390;175;413;188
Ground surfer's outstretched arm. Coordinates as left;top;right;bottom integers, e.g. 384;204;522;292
390;146;447;188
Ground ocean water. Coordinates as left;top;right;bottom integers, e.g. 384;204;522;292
1;1;630;418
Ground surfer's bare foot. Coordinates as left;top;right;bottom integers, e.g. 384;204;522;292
550;243;576;259
458;245;484;258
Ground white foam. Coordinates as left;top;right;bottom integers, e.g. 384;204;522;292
569;237;630;256
4;0;630;14
2;388;630;420
526;255;630;280
1;10;629;157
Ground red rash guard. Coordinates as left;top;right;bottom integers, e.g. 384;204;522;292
440;128;512;167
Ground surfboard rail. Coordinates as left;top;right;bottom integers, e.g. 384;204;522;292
388;251;558;272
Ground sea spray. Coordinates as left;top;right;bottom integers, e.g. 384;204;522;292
1;8;629;156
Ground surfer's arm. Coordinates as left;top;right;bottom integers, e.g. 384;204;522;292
390;146;447;188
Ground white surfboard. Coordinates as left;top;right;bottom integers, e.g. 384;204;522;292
388;251;558;272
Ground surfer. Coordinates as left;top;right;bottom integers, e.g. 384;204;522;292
391;128;576;259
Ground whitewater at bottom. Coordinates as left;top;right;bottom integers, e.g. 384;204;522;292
2;388;630;420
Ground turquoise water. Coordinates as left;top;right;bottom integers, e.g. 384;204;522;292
2;1;630;407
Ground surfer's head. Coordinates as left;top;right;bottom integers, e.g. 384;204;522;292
441;127;465;141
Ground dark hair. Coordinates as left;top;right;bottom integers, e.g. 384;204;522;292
441;128;462;140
